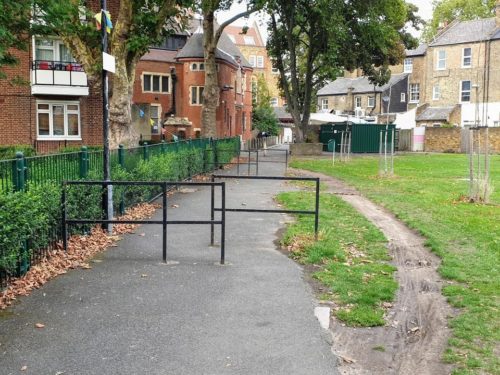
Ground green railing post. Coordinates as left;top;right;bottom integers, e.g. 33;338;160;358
13;152;26;192
79;146;89;179
214;139;219;170
143;142;149;161
161;140;166;154
118;144;125;168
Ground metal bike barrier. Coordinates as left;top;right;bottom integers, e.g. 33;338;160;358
61;180;227;264
210;175;320;240
248;148;289;174
204;148;259;176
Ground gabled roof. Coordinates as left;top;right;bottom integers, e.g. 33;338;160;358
273;106;293;120
416;106;457;121
176;32;252;68
430;18;499;46
141;49;177;63
224;22;265;47
406;44;427;57
317;73;409;96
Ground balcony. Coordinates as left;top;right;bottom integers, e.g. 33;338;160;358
31;60;89;96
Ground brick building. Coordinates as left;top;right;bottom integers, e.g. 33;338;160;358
224;22;284;108
318;1;500;128
0;6;253;152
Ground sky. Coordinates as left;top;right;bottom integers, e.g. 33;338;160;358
217;0;435;40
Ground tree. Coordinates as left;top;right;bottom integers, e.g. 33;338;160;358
199;0;265;138
266;0;420;142
252;74;279;135
422;0;497;42
0;1;32;81
32;0;191;147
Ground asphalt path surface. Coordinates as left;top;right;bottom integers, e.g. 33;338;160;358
0;146;338;375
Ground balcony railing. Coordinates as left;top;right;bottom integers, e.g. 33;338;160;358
32;60;87;86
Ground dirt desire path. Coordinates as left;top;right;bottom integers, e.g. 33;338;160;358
290;168;454;375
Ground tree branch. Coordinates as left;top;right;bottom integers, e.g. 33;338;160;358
214;6;261;43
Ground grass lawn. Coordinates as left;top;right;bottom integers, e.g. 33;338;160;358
277;187;397;327
291;153;500;375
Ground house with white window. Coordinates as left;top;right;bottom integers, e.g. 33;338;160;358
316;73;409;120
421;14;500;127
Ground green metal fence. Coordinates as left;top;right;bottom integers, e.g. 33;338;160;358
0;137;240;287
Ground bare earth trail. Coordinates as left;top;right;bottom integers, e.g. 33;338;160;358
290;168;454;375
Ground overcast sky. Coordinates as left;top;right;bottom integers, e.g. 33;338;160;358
217;0;434;39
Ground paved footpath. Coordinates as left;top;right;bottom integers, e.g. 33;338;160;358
0;146;337;375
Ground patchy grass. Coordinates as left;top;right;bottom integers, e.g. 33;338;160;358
291;153;500;375
277;190;397;327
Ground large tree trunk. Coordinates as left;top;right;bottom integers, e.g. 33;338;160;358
201;10;219;139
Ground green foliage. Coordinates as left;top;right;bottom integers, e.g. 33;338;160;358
253;73;272;108
266;0;421;141
0;146;36;160
291;154;500;373
422;0;497;42
0;1;31;80
252;106;280;135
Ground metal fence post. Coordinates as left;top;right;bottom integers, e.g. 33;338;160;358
13;152;26;192
62;183;68;251
161;140;166;154
220;181;226;265
118;144;125;168
256;150;259;176
314;178;320;240
162;182;167;262
79;146;89;179
143;142;149;160
210;175;215;246
214;140;219;170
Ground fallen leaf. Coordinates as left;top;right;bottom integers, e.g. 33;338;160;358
171;204;179;208
21;365;28;371
35;323;45;328
141;274;148;278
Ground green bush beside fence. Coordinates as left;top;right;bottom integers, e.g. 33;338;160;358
0;137;240;286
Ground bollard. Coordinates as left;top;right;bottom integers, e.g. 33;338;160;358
13;152;26;192
79;146;89;179
143;142;149;160
118;144;125;167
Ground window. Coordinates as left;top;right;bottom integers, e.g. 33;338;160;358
409;83;420;102
190;63;205;71
321;98;328;110
462;48;472;68
244;36;255;45
403;58;413;73
37;102;80;139
256;56;264;68
190;86;204;105
270;97;279;107
142;73;170;93
368;96;375;107
249;55;256;67
150;105;161;134
437;50;446;70
460;80;471;102
400;93;406;102
355;96;362;108
433;85;441;100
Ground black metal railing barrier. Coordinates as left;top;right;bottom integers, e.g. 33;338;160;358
211;175;320;241
62;180;226;264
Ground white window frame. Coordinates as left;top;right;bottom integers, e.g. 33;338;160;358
150;104;161;134
460;80;471;103
433;85;441;100
462;47;472;68
321;98;328;111
400;93;406;102
34;37;76;63
190;86;204;106
256;56;264;68
367;96;375;108
36;100;81;140
436;50;446;70
249;55;256;67
403;58;413;73
409;83;420;103
190;62;205;71
270;97;279;107
355;96;362;108
142;72;170;94
244;36;256;45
